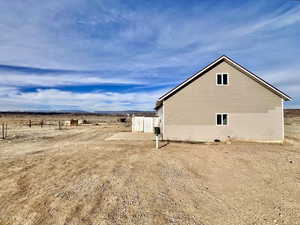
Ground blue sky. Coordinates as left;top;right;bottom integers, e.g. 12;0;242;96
0;0;299;111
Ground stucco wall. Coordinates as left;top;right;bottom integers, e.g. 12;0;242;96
163;60;284;142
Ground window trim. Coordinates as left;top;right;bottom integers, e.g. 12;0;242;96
216;113;229;126
216;73;229;86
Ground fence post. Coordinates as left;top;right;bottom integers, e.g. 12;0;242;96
29;120;31;128
2;123;5;139
41;120;44;128
2;123;4;139
5;123;7;139
58;121;62;130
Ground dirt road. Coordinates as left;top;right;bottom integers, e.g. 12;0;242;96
0;124;299;225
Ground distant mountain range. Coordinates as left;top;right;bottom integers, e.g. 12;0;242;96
0;110;155;115
94;110;154;114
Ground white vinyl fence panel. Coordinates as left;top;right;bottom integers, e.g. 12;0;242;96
132;116;159;133
143;117;154;133
132;117;144;132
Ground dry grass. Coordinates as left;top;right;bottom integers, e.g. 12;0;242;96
0;114;299;225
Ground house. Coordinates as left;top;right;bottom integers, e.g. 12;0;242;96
155;55;292;143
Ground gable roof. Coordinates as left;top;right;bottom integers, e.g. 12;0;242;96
155;55;292;109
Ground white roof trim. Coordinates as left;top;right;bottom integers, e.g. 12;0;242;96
158;55;292;101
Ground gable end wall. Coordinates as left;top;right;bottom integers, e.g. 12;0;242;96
163;61;283;142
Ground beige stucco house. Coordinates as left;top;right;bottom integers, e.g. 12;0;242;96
155;55;291;143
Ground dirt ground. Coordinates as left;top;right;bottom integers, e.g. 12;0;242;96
0;114;299;225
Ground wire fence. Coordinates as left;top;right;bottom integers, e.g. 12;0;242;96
0;120;67;140
0;118;130;140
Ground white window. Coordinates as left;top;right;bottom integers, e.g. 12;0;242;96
216;113;228;126
216;73;229;85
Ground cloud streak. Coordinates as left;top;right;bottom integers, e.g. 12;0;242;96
0;88;167;111
0;73;143;87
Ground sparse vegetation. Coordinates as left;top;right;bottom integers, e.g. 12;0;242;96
0;111;299;225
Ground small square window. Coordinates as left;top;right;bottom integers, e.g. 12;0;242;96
216;113;228;126
216;73;229;85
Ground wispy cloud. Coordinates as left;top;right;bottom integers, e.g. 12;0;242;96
0;88;167;111
258;64;300;107
0;72;143;87
232;5;300;36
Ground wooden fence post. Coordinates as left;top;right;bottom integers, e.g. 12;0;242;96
5;123;7;139
29;120;31;128
2;123;4;139
1;123;8;139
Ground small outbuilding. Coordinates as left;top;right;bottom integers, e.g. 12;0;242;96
155;55;292;143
